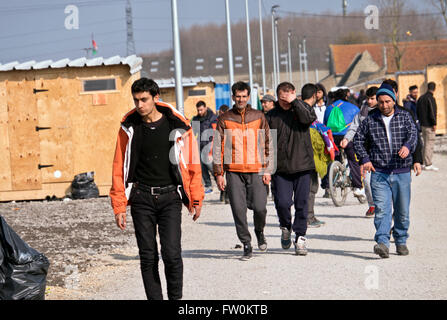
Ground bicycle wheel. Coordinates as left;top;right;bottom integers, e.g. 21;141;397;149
328;161;348;207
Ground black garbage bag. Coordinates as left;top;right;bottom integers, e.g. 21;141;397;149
71;171;100;200
0;216;50;300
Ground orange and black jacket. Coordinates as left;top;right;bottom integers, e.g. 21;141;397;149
110;102;204;215
213;105;271;176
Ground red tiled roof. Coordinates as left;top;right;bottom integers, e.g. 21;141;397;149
330;39;447;75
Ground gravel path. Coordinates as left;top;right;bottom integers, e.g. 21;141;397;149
1;153;446;300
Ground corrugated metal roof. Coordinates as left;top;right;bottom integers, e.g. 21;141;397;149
0;55;143;74
155;76;215;88
395;70;425;76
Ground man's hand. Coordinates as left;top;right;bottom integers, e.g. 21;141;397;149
279;90;297;104
398;146;410;159
413;163;422;176
340;138;349;149
262;173;271;185
360;162;376;177
190;205;202;221
217;175;226;191
115;212;126;230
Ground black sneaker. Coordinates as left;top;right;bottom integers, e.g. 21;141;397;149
323;189;330;198
255;231;268;252
374;243;389;258
280;227;292;249
396;244;409;256
240;243;252;261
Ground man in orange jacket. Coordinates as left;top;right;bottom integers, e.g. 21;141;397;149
213;81;271;261
110;78;204;300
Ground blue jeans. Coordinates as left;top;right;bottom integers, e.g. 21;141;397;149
370;171;411;247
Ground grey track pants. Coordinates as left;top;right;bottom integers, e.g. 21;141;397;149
226;171;268;244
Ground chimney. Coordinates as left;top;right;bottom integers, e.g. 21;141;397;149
383;46;388;72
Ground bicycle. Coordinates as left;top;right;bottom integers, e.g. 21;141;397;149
327;148;367;207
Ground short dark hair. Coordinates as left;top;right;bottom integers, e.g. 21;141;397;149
276;82;295;96
232;81;251;96
366;86;379;97
409;85;418;91
334;88;348;101
383;79;398;93
131;77;160;97
219;104;229;112
427;82;436;91
196;100;206;108
301;83;318;101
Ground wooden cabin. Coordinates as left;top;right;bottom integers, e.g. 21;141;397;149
0;55;142;201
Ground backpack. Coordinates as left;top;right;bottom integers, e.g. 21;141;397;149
327;102;347;133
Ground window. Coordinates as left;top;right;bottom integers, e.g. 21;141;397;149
83;78;116;92
188;89;206;96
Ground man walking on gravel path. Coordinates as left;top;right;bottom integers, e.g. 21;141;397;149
110;78;204;300
266;83;317;256
213;81;271;261
354;82;417;259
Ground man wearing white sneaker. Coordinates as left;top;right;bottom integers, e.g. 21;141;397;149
417;82;438;172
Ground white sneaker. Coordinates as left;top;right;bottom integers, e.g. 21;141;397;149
294;236;308;256
424;165;439;171
353;188;366;197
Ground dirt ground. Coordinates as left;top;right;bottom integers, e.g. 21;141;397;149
1;152;446;300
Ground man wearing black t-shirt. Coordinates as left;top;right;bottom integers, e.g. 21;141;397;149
110;78;204;300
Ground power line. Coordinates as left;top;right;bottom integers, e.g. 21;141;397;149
277;9;443;19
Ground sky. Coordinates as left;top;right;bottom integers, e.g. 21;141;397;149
0;0;427;64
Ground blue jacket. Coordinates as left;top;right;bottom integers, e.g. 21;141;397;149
323;100;359;136
354;107;418;174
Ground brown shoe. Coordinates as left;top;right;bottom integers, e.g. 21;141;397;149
396;244;409;256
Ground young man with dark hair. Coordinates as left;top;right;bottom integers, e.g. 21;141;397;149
213;81;271;260
341;86;378;218
266;82;317;255
110;77;204;300
417;82;438;171
354;82;418;258
192;100;218;194
314;83;327;124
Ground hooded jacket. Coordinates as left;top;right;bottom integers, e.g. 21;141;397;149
266;99;317;175
109;102;204;215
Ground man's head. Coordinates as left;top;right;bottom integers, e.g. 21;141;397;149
366;86;378;108
276;82;297;109
301;83;318;106
131;78;160;118
409;85;418;100
383;79;398;94
428;81;436;92
218;104;229;116
231;81;251;111
261;94;276;113
196;100;207;117
315;83;327;103
376;83;396;116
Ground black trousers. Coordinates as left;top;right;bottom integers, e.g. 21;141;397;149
272;171;311;238
130;186;183;300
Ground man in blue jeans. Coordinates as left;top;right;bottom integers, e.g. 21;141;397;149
354;82;418;258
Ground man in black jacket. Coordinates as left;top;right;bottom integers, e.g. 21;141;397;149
417;82;438;171
192;101;218;193
266;83;317;256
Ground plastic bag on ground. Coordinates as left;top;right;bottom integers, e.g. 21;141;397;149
71;171;100;200
0;215;50;300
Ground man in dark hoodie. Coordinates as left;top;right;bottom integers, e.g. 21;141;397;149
266;82;317;256
192;101;218;194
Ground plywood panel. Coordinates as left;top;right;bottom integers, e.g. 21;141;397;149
0;81;12;191
427;65;447;134
7;75;42;190
35;73;74;183
397;74;426;106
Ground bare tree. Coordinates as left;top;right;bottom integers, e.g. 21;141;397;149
428;0;447;28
